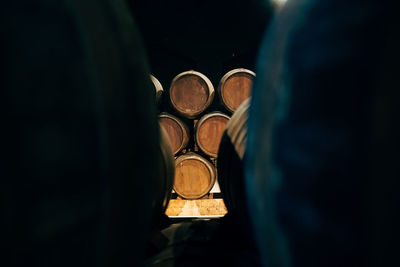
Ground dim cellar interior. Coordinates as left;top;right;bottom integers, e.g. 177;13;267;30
3;0;399;266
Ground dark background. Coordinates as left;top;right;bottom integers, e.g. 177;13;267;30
127;0;273;101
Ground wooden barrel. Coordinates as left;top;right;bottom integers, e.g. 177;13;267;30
158;113;190;155
169;71;215;118
150;74;163;104
174;152;216;199
195;112;230;157
218;68;255;113
153;125;175;218
217;98;250;217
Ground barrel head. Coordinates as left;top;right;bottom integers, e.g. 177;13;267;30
169;71;215;118
219;68;255;113
195;112;230;157
174;153;216;199
158;113;189;155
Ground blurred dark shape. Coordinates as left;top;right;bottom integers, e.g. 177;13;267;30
1;0;160;266
217;99;263;266
246;0;399;266
217;99;251;230
146;218;262;267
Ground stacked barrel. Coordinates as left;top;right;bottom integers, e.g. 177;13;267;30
151;68;255;206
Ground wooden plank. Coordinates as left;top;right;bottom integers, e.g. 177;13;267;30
165;199;228;217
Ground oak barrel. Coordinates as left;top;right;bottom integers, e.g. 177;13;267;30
169;71;215;118
150;74;163;104
218;68;255;113
217;98;250;216
195;112;230;157
174;152;216;199
158;113;190;155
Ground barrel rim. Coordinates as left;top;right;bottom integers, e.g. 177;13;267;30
195;112;231;158
173;152;216;199
158;112;190;155
150;74;163;104
217;68;256;113
169;70;215;119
